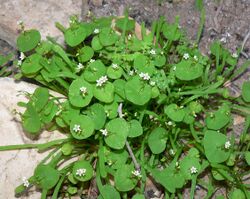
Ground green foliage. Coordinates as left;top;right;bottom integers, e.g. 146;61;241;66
1;14;250;199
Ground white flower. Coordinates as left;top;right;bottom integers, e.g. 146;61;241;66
132;170;142;178
107;160;112;166
22;177;29;188
232;53;238;58
76;168;86;177
17;60;22;66
149;49;156;55
160;51;164;55
111;63;118;69
129;70;134;76
73;124;81;133
128;34;132;40
19;52;25;61
80;86;87;96
166;121;173;126
194;55;198;61
224;141;231;149
96;75;108;87
139;72;150;81
220;37;226;43
77;63;84;70
89;59;95;63
150;81;156;86
173;66;176;71
183;53;190;60
100;129;108;136
17;20;23;25
169;149;175;155
190;166;198;174
94;28;100;34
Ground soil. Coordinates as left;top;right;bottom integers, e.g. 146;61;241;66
0;0;249;198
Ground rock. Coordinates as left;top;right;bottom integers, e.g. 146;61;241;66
0;78;66;199
0;0;82;48
91;0;103;7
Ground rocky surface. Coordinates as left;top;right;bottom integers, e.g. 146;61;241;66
0;78;66;199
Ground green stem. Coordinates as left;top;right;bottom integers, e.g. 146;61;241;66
41;189;48;199
190;176;198;199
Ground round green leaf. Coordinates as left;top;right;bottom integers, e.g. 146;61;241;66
162;23;181;41
132;194;145;199
203;130;230;163
93;82;114;103
229;189;246;199
104;102;118;119
72;160;93;182
34;165;60;190
64;25;86;47
17;29;41;52
78;46;94;62
242;81;250;103
86;103;106;130
104;147;129;170
175;60;203;81
125;76;151;106
128;120;143;138
164;104;186;122
134;54;155;75
83;60;106;83
107;66;123;79
61;143;74;156
21;54;43;76
114;164;138;192
104;118;129;150
91;36;103;51
154;55;166;67
70;115;95;140
211;169;225;181
148;127;168;154
98;185;121;199
245;151;250;165
113;79;126;100
69;78;93;107
180;156;201;180
99;28;118;46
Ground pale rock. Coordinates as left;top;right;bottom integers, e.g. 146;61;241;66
0;78;66;199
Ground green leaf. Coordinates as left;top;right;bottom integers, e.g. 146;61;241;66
164;104;186;122
99;185;121;199
32;87;49;112
175;60;203;81
70;115;95;140
72;160;93;182
17;29;41;52
114;164;138;192
115;17;135;32
78;46;94;62
83;60;106;83
134;54;155;75
180;156;201;180
104;147;128;170
104;118;129;150
148;127;168;154
205;104;231;130
132;194;145;199
93;82;114;103
154;55;166;67
128;120;143;138
86;103;106;130
21;54;43;76
61;143;74;156
107;66;123;79
104;102;118;119
229;188;246;199
245;151;250;165
203;130;230;163
64;24;86;47
69;78;93;107
34;165;60;190
113;79;126;100
67;186;78;195
91;36;103;51
99;28;118;46
162;22;181;41
242;81;250;103
125;76;151;106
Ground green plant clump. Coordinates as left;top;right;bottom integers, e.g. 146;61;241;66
0;14;250;199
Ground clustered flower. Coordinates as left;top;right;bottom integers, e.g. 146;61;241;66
194;55;198;61
129;70;135;76
224;141;231;149
77;63;84;71
100;129;108;136
232;53;238;58
89;59;95;63
93;28;100;34
111;63;118;69
76;168;86;177
73;124;81;133
139;72;150;81
22;177;30;188
149;81;156;86
96;75;108;87
149;49;156;55
190;166;198;174
183;53;190;60
132;170;142;178
80;86;87;96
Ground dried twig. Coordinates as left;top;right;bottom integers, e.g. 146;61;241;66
240;28;250;59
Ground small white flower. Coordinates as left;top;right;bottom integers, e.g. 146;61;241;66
19;52;25;61
190;166;198;174
73;124;81;133
100;129;108;136
111;63;118;69
183;53;190;60
194;55;198;61
96;75;108;87
107;160;112;166
150;81;156;86
80;86;87;96
89;59;95;63
173;66;176;71
128;34;132;40
232;53;238;58
160;51;164;55
167;121;173;126
129;70;134;76
94;28;100;34
132;170;142;178
17;20;23;25
139;72;150;81
169;149;175;155
77;63;84;70
224;141;231;149
17;60;22;66
220;37;227;43
22;177;29;188
149;49;156;55
76;168;86;177
149;115;154;120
